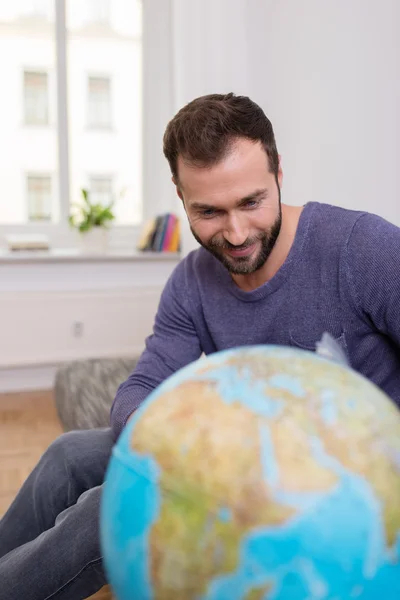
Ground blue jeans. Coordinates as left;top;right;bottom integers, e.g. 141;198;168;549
0;428;114;599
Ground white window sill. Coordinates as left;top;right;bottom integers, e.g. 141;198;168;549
0;247;180;264
0;248;181;292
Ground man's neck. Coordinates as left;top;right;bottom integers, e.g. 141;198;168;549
232;204;304;292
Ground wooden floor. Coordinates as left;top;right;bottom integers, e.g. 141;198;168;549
0;389;112;600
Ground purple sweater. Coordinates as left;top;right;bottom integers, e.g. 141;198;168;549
111;202;400;437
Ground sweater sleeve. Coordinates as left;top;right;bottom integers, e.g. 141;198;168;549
345;212;400;343
110;262;202;438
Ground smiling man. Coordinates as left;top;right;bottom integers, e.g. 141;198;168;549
2;93;400;599
181;139;283;274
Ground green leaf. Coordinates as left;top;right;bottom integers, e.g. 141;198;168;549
81;188;90;205
68;188;116;231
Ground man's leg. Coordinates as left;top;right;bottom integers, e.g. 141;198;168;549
0;428;114;599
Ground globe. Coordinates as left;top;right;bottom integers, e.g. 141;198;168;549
100;345;400;599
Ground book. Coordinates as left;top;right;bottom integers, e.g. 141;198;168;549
136;217;157;251
152;214;169;251
6;234;50;251
168;218;180;252
148;215;163;251
162;214;177;251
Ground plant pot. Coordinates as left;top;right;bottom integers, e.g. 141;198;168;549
79;227;109;255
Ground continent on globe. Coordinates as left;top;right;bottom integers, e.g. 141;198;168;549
101;346;400;600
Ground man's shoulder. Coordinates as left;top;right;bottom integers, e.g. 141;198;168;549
312;202;399;243
310;202;367;230
306;202;378;251
309;203;400;273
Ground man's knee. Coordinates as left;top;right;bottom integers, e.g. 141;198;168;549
46;430;87;463
44;430;79;466
44;428;114;480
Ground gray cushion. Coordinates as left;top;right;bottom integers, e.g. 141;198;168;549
54;356;138;431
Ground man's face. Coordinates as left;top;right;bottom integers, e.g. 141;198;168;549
177;139;282;275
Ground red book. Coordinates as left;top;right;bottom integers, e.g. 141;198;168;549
162;214;177;251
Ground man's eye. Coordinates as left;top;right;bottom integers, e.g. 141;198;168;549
245;200;258;209
201;209;216;218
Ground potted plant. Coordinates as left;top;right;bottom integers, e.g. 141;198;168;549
69;188;115;254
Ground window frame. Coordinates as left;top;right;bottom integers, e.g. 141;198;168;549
0;0;175;250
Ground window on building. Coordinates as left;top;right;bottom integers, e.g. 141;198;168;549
27;175;52;221
24;71;49;125
85;0;110;25
89;175;113;206
87;76;111;129
19;0;53;20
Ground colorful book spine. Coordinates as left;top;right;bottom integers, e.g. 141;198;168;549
168;218;180;252
156;214;171;251
162;214;177;251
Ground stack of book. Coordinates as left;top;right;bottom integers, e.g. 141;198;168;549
137;213;181;253
6;234;50;252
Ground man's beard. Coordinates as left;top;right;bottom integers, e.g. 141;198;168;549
191;199;282;276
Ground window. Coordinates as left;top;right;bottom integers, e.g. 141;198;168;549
0;0;173;235
85;0;110;25
89;176;113;206
68;0;143;225
27;175;52;221
24;71;49;125
87;76;111;129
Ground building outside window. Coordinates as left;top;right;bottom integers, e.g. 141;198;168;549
85;0;110;25
24;71;49;126
27;174;52;221
87;76;111;129
89;175;113;206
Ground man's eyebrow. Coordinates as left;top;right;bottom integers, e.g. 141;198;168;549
237;188;268;205
190;201;216;211
191;188;268;212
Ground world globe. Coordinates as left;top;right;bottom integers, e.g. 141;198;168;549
100;345;400;599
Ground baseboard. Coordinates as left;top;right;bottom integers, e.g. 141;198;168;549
0;364;58;393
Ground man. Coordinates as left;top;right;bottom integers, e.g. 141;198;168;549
1;93;400;599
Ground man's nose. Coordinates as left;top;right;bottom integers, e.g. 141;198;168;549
223;214;249;247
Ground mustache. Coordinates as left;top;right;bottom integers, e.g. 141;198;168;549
208;234;262;252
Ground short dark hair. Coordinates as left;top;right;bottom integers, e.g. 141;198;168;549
163;93;279;184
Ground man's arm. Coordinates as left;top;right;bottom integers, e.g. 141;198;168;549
345;212;400;343
110;264;202;438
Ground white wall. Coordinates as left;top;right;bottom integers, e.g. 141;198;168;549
173;0;400;256
171;0;250;256
246;0;400;224
0;255;179;392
